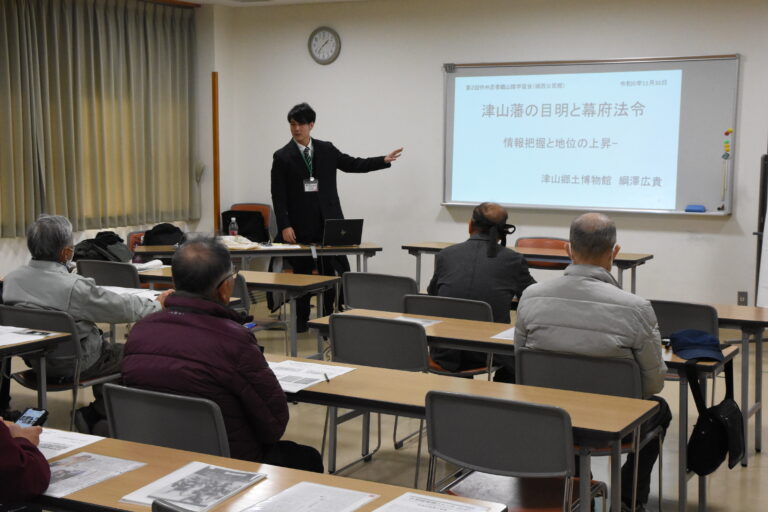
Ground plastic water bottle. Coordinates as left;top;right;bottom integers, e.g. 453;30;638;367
228;217;239;236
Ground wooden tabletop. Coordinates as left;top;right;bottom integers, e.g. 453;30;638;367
135;242;383;256
43;437;506;512
712;303;768;328
402;241;653;265
271;356;658;441
139;268;340;291
307;309;516;354
0;330;69;354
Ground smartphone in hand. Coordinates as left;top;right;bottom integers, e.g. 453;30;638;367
16;408;49;427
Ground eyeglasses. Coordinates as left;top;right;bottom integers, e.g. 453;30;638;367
216;270;238;290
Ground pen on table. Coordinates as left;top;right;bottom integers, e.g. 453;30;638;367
324;373;330;383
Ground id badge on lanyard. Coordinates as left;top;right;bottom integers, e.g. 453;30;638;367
303;177;319;192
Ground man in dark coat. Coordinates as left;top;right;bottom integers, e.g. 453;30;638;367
270;102;402;330
0;420;50;503
428;202;535;377
122;238;322;472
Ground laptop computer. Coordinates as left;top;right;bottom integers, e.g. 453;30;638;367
322;219;363;246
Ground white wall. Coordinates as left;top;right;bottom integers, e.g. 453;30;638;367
202;0;768;303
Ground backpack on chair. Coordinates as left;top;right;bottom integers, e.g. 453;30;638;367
73;231;131;262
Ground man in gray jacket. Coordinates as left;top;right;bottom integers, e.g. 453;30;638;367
515;212;670;511
2;215;170;432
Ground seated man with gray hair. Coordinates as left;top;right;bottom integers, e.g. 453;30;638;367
122;237;323;472
2;215;170;432
514;212;671;511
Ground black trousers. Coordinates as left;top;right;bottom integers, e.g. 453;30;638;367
576;395;672;506
288;255;345;325
261;440;324;473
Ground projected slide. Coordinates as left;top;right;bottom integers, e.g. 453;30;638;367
451;70;683;210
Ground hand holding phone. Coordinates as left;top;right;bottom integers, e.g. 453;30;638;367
16;408;49;427
3;420;43;446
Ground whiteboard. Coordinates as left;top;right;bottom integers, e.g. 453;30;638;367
443;55;739;215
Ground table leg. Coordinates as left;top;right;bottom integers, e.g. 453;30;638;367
698;376;707;512
38;354;47;410
617;268;624;289
611;442;622;512
579;447;592;512
356;254;362;272
756;328;763;453
328;406;338;473
678;374;688;512
631;266;638;294
415;253;422;287
288;297;298;357
741;329;750;466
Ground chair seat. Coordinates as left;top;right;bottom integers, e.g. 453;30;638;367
448;472;603;512
11;369;121;391
428;356;497;377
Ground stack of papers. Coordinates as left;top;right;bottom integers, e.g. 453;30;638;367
45;452;146;498
133;259;166;271
218;235;262;250
122;462;265;511
373;492;492;511
268;360;355;393
39;429;103;460
100;286;161;301
0;326;52;347
244;482;378;512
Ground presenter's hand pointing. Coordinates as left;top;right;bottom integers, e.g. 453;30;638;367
384;147;403;163
282;227;297;244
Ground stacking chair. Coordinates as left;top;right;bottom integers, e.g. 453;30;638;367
403;294;499;381
231;274;289;354
342;272;418;312
516;349;663;510
77;259;142;342
231;202;277;241
425;391;607;511
326;314;429;487
514;237;570;270
103;383;230;457
651;299;721;403
0;305;120;430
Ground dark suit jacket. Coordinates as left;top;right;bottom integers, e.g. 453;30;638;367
427;233;536;372
270;138;390;243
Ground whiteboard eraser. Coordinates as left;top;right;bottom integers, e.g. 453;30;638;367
685;204;707;212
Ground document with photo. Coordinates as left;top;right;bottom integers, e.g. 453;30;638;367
373;492;491;512
393;316;442;327
45;452;145;498
38;429;103;460
0;325;52;347
244;481;379;512
122;461;265;512
268;360;355;393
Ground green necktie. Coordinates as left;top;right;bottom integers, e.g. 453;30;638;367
303;147;313;176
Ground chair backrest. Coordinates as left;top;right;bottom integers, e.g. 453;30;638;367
330;314;428;371
426;391;574;478
342;272;418;312
126;231;145;252
230;274;251;315
231;203;277;240
516;349;642;399
650;299;719;338
0;305;79;362
403;294;492;322
103;383;230;457
77;260;141;288
514;237;570;270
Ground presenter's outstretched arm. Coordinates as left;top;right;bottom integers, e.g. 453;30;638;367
384;147;403;163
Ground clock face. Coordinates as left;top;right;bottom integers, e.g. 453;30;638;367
309;27;341;65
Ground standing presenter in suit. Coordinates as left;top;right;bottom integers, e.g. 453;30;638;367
271;102;403;331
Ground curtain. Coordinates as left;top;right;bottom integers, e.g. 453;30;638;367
0;0;198;237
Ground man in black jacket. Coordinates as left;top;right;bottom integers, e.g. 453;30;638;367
271;103;402;330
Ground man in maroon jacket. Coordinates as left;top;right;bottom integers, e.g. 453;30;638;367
122;238;322;472
0;420;50;503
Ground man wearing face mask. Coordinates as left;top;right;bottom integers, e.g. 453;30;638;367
2;215;171;432
427;202;535;377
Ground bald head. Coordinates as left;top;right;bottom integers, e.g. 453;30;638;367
172;238;232;298
470;202;508;236
569;213;617;261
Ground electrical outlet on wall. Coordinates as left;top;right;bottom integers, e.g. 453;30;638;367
737;291;748;306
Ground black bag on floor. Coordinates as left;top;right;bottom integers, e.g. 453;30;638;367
686;359;745;475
